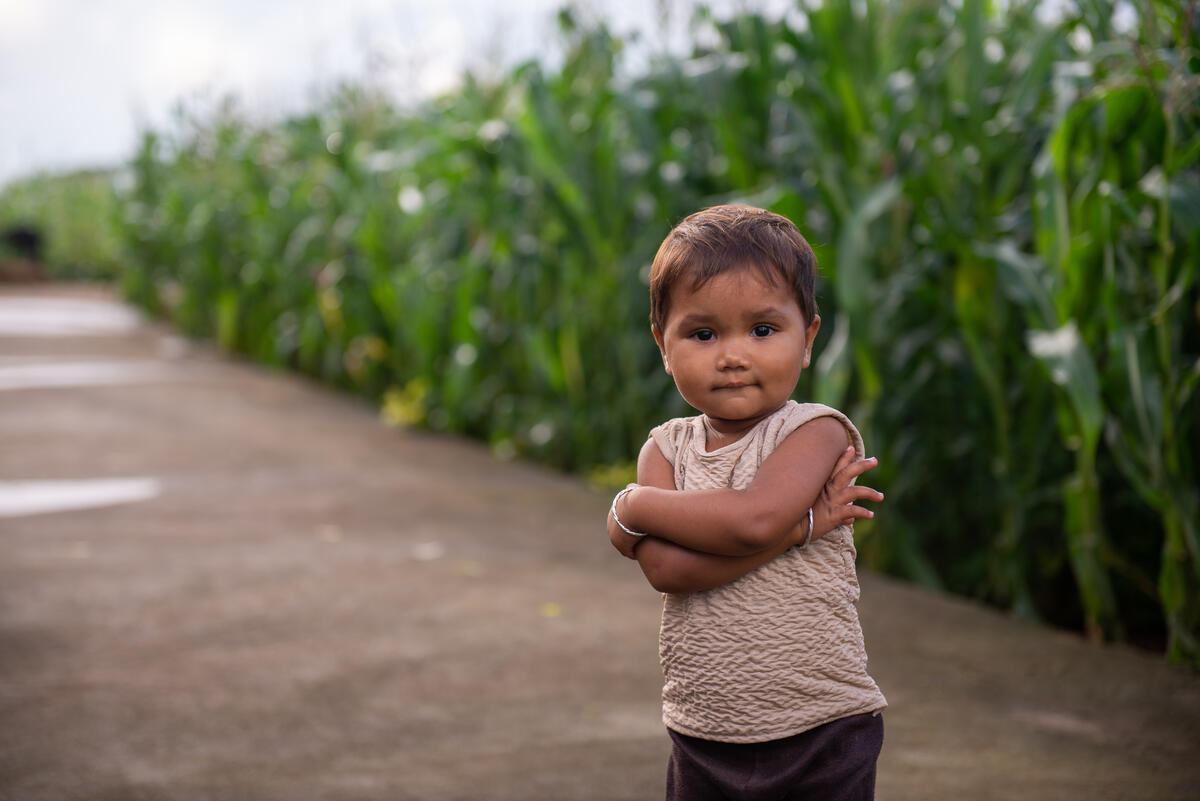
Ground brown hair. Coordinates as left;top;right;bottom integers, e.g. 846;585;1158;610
648;204;818;333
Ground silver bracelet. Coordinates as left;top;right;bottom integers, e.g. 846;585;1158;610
610;487;646;537
800;507;814;548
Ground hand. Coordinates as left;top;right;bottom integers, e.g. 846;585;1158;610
607;484;643;559
806;446;883;542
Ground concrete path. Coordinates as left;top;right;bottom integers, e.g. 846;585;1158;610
1;284;1197;801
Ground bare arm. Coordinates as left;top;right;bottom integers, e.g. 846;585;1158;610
627;439;804;593
615;416;848;556
609;430;883;593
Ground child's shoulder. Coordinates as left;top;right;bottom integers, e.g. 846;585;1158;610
784;400;853;425
648;412;705;465
778;401;864;457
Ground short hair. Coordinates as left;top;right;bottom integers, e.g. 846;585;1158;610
648;205;818;333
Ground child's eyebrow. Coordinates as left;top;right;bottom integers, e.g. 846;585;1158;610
675;313;717;328
746;307;789;319
675;307;792;329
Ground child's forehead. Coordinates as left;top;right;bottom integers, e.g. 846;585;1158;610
671;260;792;300
665;263;805;316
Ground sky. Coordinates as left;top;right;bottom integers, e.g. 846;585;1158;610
0;0;793;188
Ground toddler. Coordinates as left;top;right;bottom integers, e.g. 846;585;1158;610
608;205;887;800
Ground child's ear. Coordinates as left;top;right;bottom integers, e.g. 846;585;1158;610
802;314;821;368
651;325;672;375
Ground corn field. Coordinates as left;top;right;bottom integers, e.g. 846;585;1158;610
0;170;122;279
5;0;1197;664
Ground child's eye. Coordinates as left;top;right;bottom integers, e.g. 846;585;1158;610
691;330;715;342
751;324;774;338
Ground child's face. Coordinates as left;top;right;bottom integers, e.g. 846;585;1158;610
653;265;820;435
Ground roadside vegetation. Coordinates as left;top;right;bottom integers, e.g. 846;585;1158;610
3;0;1196;665
0;169;122;279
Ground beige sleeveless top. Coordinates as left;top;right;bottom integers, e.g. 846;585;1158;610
648;400;886;743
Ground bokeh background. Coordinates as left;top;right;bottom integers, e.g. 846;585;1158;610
1;0;1197;665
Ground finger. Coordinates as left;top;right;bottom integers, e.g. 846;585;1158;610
840;505;876;521
829;446;856;477
830;485;885;505
831;456;879;487
614;533;633;557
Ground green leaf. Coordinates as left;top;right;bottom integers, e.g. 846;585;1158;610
833;178;901;317
813;314;852;409
1027;320;1104;453
216;289;239;350
985;240;1058;329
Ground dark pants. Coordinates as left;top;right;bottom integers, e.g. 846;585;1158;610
666;712;884;801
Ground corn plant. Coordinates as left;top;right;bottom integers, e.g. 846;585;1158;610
1024;0;1200;654
100;0;1200;662
0;170;122;279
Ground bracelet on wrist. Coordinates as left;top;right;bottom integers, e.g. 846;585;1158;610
610;487;646;537
800;507;814;548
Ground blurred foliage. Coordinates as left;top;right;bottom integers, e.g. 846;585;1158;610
0;169;123;279
10;0;1200;663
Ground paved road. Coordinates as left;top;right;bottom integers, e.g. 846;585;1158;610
1;284;1197;801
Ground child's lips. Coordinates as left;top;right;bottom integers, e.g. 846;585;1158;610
715;382;751;389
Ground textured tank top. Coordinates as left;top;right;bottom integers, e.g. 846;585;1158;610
648;400;887;743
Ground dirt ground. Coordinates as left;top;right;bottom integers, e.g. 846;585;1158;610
1;284;1197;801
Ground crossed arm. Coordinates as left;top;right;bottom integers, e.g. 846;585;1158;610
606;417;883;593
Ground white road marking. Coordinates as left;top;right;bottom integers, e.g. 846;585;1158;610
0;360;184;391
0;297;141;336
0;477;162;518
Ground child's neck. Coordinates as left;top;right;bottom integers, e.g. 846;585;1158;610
701;405;786;452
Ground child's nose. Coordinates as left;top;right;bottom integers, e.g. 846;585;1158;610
716;344;750;370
